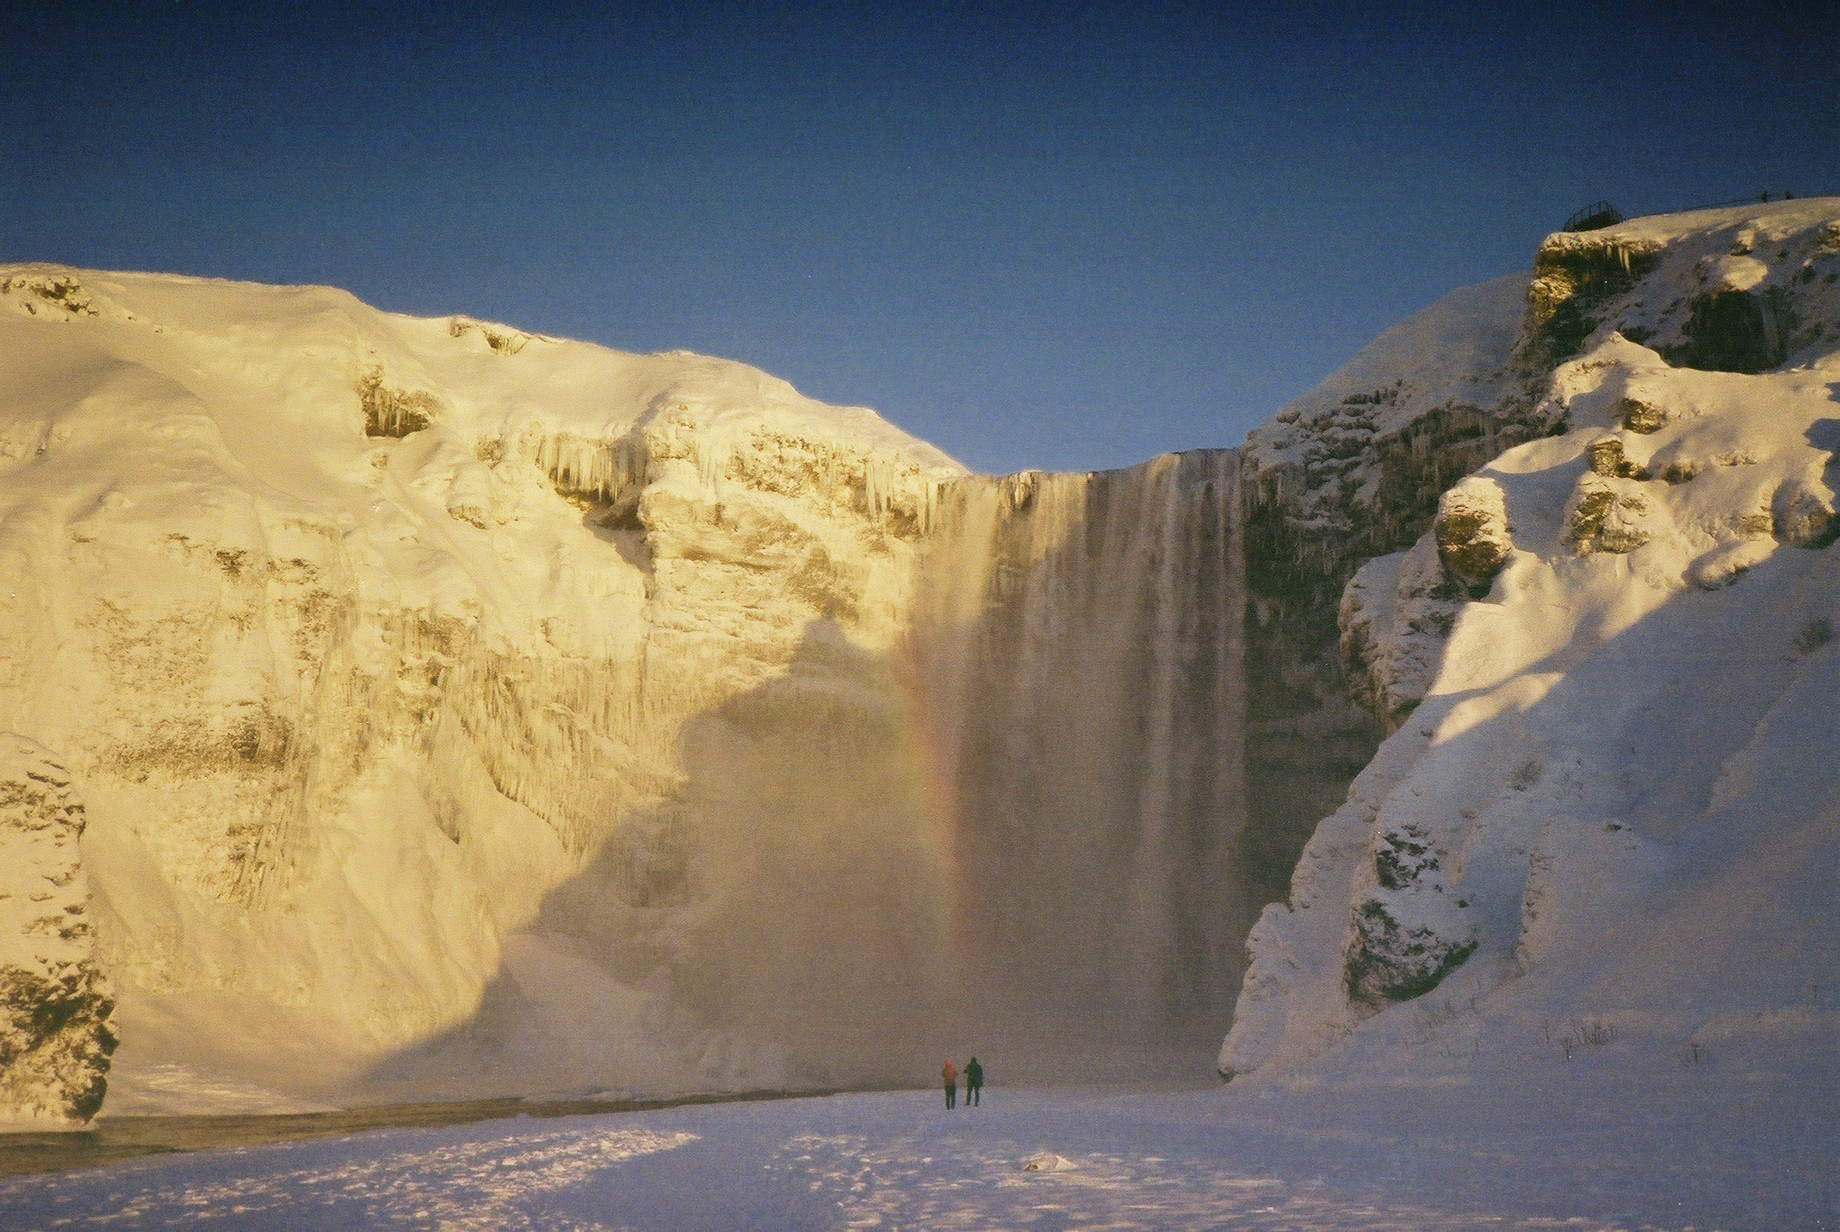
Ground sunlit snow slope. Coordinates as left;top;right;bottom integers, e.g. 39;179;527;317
0;266;971;1119
1224;199;1840;1084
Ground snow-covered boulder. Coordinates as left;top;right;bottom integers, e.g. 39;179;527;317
1433;476;1513;592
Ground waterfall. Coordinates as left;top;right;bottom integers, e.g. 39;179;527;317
907;450;1248;1075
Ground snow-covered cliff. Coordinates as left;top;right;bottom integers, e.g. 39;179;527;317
1223;198;1840;1081
9;196;1834;1119
0;264;1255;1117
0;265;970;1115
1233;271;1544;914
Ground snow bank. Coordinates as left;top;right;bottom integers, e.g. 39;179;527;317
5;1075;1835;1228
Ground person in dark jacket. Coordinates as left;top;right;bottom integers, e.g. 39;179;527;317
964;1056;983;1106
942;1058;958;1109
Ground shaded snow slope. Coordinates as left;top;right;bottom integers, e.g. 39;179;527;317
1224;198;1840;1085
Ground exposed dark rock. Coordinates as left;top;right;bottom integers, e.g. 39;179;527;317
1586;436;1651;480
1566;479;1652;554
1520;235;1662;368
0;272;99;317
0;737;117;1123
1373;823;1437;891
0;967;117;1119
1434;477;1513;592
1619;395;1670;434
1345;899;1477;1006
448;316;532;354
1660;289;1794;373
359;368;440;437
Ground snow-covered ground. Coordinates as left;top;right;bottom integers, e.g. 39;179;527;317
4;1060;1835;1230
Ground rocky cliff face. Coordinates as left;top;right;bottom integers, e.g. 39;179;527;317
1223;198;1840;1081
0;736;114;1124
1234;272;1544;907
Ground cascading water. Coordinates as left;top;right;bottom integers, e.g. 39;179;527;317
907;450;1249;1076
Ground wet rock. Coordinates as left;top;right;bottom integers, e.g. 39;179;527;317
1586;435;1651;480
1345;897;1477;1007
1660;289;1794;374
1520;234;1662;367
1618;396;1670;434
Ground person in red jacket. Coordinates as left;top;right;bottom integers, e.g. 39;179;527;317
942;1059;958;1109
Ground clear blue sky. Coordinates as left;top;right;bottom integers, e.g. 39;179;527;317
5;1;1835;474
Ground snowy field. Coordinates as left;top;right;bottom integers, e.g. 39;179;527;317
3;1055;1834;1231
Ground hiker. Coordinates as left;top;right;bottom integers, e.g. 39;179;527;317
942;1058;958;1109
964;1056;983;1106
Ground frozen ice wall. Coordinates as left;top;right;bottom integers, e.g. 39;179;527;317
908;450;1249;1076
